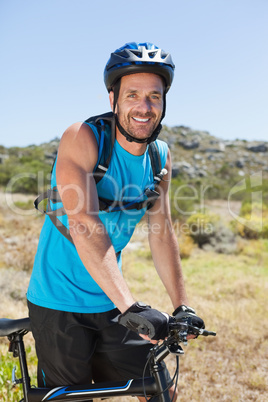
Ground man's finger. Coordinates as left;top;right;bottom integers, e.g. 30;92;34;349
139;333;158;344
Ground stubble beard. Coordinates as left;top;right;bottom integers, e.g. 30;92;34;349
117;108;160;141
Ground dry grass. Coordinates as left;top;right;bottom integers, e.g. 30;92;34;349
0;192;267;401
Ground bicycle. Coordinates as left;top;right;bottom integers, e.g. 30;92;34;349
0;316;216;402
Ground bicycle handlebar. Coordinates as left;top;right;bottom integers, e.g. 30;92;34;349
162;321;216;354
171;321;216;335
147;321;216;367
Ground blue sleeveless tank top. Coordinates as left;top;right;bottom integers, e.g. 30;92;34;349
27;124;168;313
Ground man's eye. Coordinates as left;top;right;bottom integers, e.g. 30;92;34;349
151;95;160;100
128;94;136;98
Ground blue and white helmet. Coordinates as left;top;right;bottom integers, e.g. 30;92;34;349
104;42;175;93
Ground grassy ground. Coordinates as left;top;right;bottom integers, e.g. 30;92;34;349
121;244;268;402
0;193;267;401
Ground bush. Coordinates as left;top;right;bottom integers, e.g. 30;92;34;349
0;147;53;194
235;214;268;240
185;212;220;247
178;234;195;259
232;201;268;240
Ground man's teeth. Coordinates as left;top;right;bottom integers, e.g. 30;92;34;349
133;117;149;122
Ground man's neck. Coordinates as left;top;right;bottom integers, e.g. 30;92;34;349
116;129;147;156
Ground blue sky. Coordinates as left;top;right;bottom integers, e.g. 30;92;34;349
0;0;267;147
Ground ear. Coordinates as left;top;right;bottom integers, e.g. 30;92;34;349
109;91;114;112
109;90;118;113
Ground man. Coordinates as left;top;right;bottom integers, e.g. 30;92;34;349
27;42;204;400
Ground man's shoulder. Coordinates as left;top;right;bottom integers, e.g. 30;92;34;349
57;122;99;170
155;138;168;154
59;122;97;149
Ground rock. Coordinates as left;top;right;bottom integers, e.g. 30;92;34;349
4;237;20;246
172;165;180;178
176;126;192;136
193;154;203;161
45;152;57;160
247;144;267;152
235;159;245;168
224;141;236;147
181;161;192;169
207;154;216;161
0;154;9;164
214;242;237;254
171;161;203;179
178;139;200;150
202;244;214;252
200;142;225;153
204;225;238;254
198;169;208;177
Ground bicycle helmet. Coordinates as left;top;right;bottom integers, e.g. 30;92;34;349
104;42;175;93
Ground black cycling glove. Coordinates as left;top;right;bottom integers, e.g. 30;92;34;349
118;302;171;341
173;305;205;330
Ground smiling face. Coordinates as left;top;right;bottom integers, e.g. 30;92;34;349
110;73;164;142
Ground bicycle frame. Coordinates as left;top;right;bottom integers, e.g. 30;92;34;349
1;318;176;402
1;317;215;402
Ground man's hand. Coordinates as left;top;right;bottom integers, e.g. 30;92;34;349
172;305;205;338
118;302;171;343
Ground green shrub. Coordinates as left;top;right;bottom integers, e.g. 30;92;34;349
178;234;195;259
235;214;268;240
232;201;268;240
0;146;53;194
185;212;220;247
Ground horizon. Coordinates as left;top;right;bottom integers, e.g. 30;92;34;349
1;121;268;150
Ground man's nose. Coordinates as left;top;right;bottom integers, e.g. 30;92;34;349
137;96;152;113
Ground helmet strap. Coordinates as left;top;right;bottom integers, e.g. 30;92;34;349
112;79;121;113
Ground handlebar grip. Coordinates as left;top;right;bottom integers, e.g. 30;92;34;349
200;329;216;336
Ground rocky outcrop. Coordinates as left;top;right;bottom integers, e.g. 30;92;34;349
246;144;267;153
159;125;268;180
178;139;200;150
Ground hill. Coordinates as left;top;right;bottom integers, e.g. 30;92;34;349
160;125;268;180
1;125;267;194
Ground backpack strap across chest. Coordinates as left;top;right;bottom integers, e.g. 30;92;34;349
34;112;166;243
84;112;115;185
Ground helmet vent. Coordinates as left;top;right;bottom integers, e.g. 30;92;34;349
160;51;168;59
130;49;143;58
118;50;130;59
148;51;157;59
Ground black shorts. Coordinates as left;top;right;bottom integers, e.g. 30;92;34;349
28;301;171;388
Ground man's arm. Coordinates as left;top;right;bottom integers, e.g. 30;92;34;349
56;122;135;313
146;149;189;309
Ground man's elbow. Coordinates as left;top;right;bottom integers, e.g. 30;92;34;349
68;214;104;242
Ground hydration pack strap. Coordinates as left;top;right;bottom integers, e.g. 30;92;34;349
98;166;166;213
34;187;74;243
85;112;115;185
98;195;153;213
34;188;122;259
